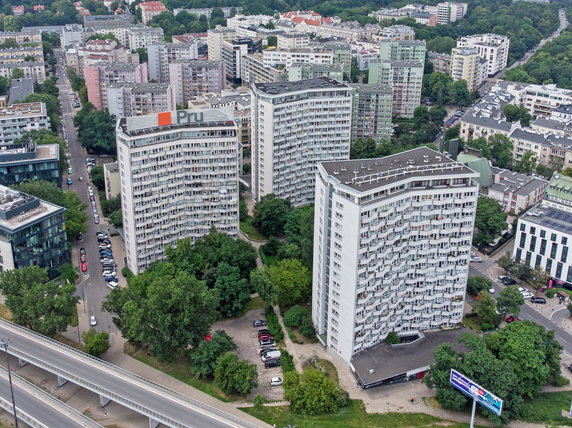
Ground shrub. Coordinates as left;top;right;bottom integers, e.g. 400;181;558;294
253;393;267;410
284;305;307;327
553;374;570;387
280;348;295;373
284;369;349;415
546;289;556;298
262;237;282;256
480;322;492;331
299;317;316;338
265;307;284;342
385;331;400;344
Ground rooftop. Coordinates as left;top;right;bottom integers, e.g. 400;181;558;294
0;102;45;118
8;78;33;103
0;186;62;231
108;81;173;92
254;76;349;95
490;167;548;196
521;205;572;236
554;104;572;115
351;328;470;388
321;147;477;192
103;162;119;173
0;143;58;163
545;173;572;207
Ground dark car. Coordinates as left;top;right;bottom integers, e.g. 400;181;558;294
253;319;267;327
80;247;86;256
501;277;517;285
530;297;547;304
258;329;271;335
104;275;118;282
259;348;277;356
264;359;281;369
259;339;275;347
77;232;83;241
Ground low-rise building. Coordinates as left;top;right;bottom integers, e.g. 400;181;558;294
103;162;120;199
277;33;310;50
8;78;33;104
0;143;59;186
488;167;548;214
0;31;42;44
137;1;168;25
0;103;50;145
428;51;451;74
173;7;242;19
0;61;46;83
0;185;68;278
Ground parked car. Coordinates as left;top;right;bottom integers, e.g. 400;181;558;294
258;329;271;335
270;377;283;386
259;339;276;347
81;262;87;272
501;277;517;285
488;286;495;294
80;254;87;263
505;315;520;323
253;319;267;327
88;187;94;196
98;243;111;250
100;258;114;263
102;271;117;278
107;281;118;289
90;315;97;326
530;297;547;304
68;167;73;175
470;256;483;263
104;275;118;282
66;178;72;185
79;247;86;256
77;232;83;241
94;215;100;224
264;359;281;369
259;348;277;356
258;334;274;341
522;291;534;299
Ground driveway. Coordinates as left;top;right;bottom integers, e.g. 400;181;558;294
214;309;284;401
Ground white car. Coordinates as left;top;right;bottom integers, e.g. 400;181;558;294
470;257;483;263
88;187;94;196
90;315;97;326
518;287;528;293
522;292;534;299
107;281;118;289
102;271;117;277
270;377;283;386
488;287;495;294
470;251;477;257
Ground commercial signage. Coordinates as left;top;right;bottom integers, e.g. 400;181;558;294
449;369;503;416
158;111;204;126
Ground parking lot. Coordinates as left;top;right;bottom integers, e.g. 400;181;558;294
214;308;285;401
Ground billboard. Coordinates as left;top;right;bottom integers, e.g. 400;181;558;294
449;369;503;416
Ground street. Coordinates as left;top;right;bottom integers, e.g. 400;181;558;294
55;52;118;337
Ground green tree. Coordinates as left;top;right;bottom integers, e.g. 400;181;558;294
100;194;121;217
267;35;277;46
3;16;19;32
0;266;79;337
350;138;379;159
466;276;491;297
82;329;110;357
67;68;85;93
89;165;105;190
284;369;349;415
497;286;525;315
283;205;314;266
0;76;8;96
510;261;533;282
474;197;507;247
189;330;237;378
277;243;303;261
268;258;311;308
413;105;431;128
429;105;448;124
426;36;456;54
567;302;572;317
250;268;275;305
74;107;116;154
102;269;218;361
529;266;549;290
109;209;123;227
385;331;400;344
253;194;291;237
475;293;501;328
12;180;87;241
133;47;148;62
213;263;250;317
24;93;60;132
497;252;514;274
504;105;532;127
283;305;308;328
214;352;258;395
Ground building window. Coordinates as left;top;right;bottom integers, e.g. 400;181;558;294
556;262;563;279
525;252;532;264
540;230;546;238
551;243;558;259
546;258;553;273
515;248;522;261
529;236;536;252
530;227;536;235
551;233;557;241
540;239;547;256
562;246;569;263
535;254;542;267
519;233;526;249
520;223;526;231
562;236;568;246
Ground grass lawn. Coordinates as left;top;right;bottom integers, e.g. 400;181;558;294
302;358;339;385
0;303;12;320
462;315;482;332
240;221;266;241
521;390;572;426
259;247;277;266
241;400;484;427
287;326;319;345
70;307;78;327
56;333;85;351
125;343;238;402
237;296;265;318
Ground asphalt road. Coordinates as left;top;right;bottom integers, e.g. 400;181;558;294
0;365;103;428
469;259;572;352
0;320;260;428
55;52;117;336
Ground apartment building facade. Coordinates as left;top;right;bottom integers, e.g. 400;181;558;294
127;25;164;50
450;47;488;92
312;147;479;363
0;102;50;145
251;77;352;206
436;2;467;24
207;26;236;61
107;82;176;118
457;34;509;76
137;1;168;25
241;53;287;85
169;60;225;106
147;42;199;82
350;83;393;141
0;143;59;186
116;109;240;274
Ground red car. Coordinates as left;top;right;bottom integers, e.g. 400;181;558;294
81;262;88;272
505;315;520;323
258;333;274;341
80;254;87;262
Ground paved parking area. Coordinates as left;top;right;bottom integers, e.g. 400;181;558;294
214;309;284;401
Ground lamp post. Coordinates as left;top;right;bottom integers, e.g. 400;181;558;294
0;340;19;428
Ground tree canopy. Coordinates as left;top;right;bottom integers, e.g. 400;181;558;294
189;330;237;378
0;266;78;337
474;197;507;247
496;286;525;316
267;258;311;308
466;276;491;297
253;194;292;237
214;352;258;395
73;104;116;155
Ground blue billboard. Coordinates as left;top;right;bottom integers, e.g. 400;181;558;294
449;369;503;416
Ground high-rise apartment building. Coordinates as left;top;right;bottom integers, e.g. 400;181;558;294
0;185;68;279
116;109;240;274
84;62;148;110
147;42;199;82
127;24;164;50
222;38;262;83
350;83;393;141
436;2;467;24
457;34;509;76
379;39;426;63
207;26;236;61
368;59;423;118
168;60;225;106
251;77;352;206
0;102;50;145
312;147;479;363
450;47;488;92
107;82;176;118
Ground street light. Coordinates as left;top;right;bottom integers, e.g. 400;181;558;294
0;340;19;428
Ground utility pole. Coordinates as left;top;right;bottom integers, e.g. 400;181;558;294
0;340;19;428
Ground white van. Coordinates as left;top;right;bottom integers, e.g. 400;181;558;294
261;350;281;362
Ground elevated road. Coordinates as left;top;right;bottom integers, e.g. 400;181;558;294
0;319;263;428
0;367;103;428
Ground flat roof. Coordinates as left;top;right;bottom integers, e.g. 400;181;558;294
8;78;33;103
0;187;63;232
0;102;45;118
321;147;476;192
254;76;349;95
521;206;572;236
351;328;470;388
